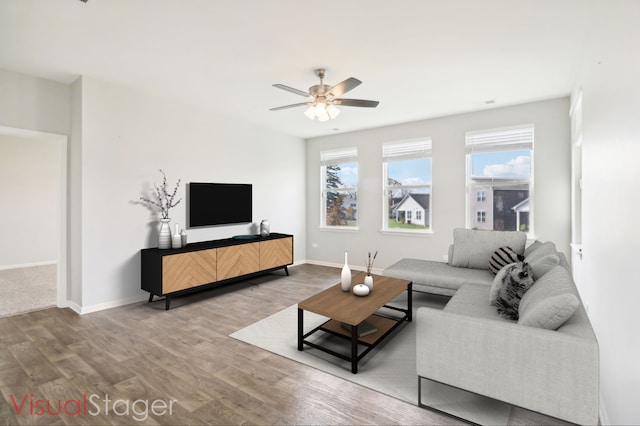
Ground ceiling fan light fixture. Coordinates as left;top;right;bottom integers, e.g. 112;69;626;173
316;105;330;122
327;103;340;119
270;68;378;121
304;105;316;120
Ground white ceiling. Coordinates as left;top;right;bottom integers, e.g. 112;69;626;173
0;0;604;139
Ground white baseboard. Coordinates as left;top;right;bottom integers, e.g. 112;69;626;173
599;392;610;425
65;294;148;315
0;260;57;271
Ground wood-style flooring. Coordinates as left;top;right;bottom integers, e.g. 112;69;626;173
0;264;569;425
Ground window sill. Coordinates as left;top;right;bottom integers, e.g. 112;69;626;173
380;229;433;237
318;226;360;233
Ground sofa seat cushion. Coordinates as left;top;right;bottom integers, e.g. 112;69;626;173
444;283;513;323
449;228;527;269
383;258;494;294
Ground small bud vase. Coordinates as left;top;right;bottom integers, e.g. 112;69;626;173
260;219;270;237
341;252;352;291
364;274;374;290
172;223;182;249
158;218;171;249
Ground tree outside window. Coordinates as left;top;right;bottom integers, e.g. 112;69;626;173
321;148;358;228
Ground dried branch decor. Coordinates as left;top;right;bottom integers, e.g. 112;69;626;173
139;169;182;219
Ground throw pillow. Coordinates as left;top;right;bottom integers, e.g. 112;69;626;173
495;260;535;320
488;246;521;275
528;253;560;280
519;293;580;329
489;262;515;306
523;240;543;257
518;266;580;330
524;241;558;264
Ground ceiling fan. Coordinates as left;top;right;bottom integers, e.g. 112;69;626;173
270;69;379;121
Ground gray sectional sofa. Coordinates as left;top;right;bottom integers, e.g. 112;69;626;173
383;228;599;425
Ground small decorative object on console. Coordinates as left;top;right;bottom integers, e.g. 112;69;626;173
260;219;270;237
172;223;182;249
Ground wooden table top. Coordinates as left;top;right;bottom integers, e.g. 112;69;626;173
298;272;411;326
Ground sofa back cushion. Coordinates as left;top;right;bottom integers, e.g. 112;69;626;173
518;266;579;330
449;228;527;269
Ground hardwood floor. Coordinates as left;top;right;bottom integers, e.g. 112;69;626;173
0;264;569;425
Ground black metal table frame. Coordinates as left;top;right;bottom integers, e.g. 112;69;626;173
297;283;412;374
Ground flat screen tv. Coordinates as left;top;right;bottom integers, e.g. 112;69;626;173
188;183;252;228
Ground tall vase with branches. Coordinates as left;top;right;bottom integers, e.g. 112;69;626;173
364;250;377;290
139;169;182;248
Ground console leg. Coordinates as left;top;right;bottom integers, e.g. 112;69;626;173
165;296;171;310
148;293;154;303
284;266;289;276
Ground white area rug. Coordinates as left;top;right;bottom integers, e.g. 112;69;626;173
230;294;512;425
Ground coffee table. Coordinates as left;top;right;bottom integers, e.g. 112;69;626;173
297;272;412;374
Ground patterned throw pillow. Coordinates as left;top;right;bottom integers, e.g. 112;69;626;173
495;260;535;320
488;246;520;275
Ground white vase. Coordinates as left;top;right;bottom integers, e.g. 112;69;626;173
260;219;270;237
341;252;352;291
172;223;182;249
158;218;171;249
364;274;374;291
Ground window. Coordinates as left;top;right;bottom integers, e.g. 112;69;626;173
382;139;432;232
320;147;358;228
466;125;533;232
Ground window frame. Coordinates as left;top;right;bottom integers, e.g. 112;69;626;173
465;125;534;234
382;138;433;234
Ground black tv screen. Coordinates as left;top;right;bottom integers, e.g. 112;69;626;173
188;183;252;227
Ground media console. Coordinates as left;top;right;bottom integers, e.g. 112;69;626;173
141;233;293;309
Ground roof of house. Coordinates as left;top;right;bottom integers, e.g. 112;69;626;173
396;193;430;210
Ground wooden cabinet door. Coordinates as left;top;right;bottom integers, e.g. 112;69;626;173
162;248;217;294
260;237;293;270
217;243;260;280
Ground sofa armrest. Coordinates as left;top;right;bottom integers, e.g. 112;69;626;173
416;307;599;425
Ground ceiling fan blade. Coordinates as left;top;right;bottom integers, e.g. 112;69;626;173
273;84;310;97
332;98;379;108
326;77;361;97
269;102;311;111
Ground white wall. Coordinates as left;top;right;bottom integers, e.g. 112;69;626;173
0;68;71;135
305;98;570;272
74;77;306;312
0;135;60;267
574;2;640;424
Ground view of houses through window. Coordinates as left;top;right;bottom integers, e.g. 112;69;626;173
320;147;358;228
382;139;432;232
466;125;533;232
